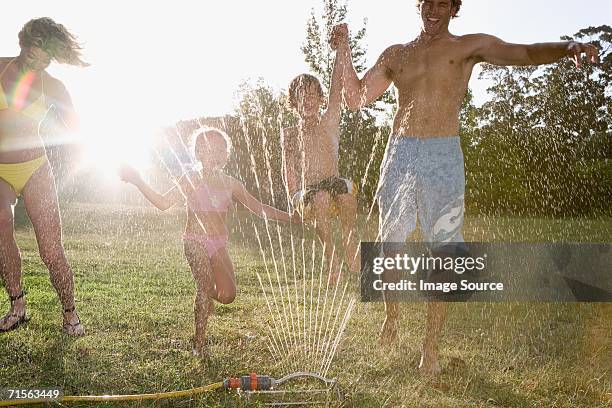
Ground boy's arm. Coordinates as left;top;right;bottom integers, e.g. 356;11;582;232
323;42;345;123
330;23;394;110
231;179;292;222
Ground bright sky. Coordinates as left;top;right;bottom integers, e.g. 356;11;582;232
2;0;610;159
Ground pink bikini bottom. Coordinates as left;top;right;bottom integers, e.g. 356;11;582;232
183;233;228;258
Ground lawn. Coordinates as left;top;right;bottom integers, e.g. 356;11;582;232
0;203;610;407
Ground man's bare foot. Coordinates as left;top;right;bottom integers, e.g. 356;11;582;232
192;339;209;358
420;358;449;391
418;352;442;377
63;308;85;336
379;315;398;346
192;347;210;358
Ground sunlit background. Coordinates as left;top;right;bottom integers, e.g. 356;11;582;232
2;0;610;177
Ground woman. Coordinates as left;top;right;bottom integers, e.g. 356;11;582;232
0;18;87;335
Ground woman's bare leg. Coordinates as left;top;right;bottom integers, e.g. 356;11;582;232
0;179;26;331
22;162;83;335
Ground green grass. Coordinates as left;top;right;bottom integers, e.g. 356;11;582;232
0;204;610;407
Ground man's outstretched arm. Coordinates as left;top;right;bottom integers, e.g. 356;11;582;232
330;23;393;110
471;34;600;67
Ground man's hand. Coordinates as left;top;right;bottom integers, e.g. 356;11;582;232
330;23;349;51
567;42;600;68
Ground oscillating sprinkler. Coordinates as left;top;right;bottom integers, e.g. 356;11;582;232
224;371;336;391
223;372;339;406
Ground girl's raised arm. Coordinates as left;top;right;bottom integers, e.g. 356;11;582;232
119;165;186;211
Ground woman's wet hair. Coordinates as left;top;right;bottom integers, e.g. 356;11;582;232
18;17;89;66
287;74;324;111
416;0;462;18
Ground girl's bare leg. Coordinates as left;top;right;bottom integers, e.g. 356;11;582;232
184;240;214;357
209;248;236;305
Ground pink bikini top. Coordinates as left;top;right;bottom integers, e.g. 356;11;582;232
187;183;233;213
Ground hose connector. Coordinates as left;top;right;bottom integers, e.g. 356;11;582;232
223;373;274;391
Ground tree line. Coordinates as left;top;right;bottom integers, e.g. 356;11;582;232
54;1;611;217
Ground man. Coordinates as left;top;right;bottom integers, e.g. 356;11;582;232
330;0;598;377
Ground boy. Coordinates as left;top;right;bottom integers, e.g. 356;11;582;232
281;51;360;281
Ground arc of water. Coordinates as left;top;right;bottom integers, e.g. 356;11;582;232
238;116;298;372
318;278;351;374
236;85;393;376
322;297;356;378
255;111;301;362
311;238;330;372
316;261;348;374
313;251;340;372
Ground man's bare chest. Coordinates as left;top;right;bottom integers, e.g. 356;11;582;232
390;43;470;87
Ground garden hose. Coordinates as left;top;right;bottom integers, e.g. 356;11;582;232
0;381;224;407
0;371;335;406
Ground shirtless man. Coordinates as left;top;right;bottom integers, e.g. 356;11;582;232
282;51;360;281
330;0;599;376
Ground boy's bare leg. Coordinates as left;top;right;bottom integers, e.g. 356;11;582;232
380;298;399;346
419;301;446;376
312;192;341;281
336;193;360;274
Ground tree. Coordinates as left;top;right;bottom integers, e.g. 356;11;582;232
465;26;612;216
233;79;296;209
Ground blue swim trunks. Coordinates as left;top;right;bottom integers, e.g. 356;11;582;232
376;136;465;243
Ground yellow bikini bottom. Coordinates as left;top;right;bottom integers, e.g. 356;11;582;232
0;155;47;196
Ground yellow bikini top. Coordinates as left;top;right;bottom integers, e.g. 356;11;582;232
0;58;48;122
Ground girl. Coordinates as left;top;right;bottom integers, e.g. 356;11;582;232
120;127;297;357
